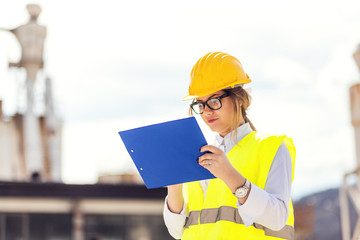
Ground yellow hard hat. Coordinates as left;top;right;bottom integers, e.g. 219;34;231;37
183;52;251;100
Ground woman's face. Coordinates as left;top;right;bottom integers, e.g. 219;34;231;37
197;90;235;137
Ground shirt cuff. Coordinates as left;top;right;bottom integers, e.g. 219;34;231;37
237;182;268;227
163;196;187;239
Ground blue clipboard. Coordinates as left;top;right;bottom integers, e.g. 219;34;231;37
118;117;215;189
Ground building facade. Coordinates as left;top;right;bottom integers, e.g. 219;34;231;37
0;181;171;240
0;100;62;182
0;4;62;182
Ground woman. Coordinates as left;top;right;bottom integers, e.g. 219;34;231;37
163;52;296;240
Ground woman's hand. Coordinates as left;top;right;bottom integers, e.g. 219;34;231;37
198;145;247;198
198;145;237;181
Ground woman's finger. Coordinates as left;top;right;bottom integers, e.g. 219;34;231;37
199;159;214;167
200;145;224;154
198;153;221;163
198;153;212;162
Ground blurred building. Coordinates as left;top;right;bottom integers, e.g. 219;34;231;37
0;4;173;240
293;188;360;240
294;203;315;240
339;45;360;240
98;173;143;185
0;181;171;240
0;99;62;182
0;4;61;182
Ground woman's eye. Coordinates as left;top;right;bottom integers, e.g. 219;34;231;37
209;99;219;105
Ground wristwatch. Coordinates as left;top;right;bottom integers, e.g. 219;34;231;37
233;179;250;199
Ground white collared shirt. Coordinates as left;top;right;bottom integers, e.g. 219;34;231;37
163;123;293;239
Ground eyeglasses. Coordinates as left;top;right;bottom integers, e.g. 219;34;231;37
190;93;230;114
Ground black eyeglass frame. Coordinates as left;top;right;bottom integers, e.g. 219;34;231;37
190;93;230;114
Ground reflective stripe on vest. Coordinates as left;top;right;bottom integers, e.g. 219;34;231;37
184;206;294;239
182;132;296;240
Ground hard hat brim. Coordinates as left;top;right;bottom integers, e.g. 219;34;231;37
182;95;198;101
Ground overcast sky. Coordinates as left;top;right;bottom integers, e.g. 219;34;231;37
1;0;360;200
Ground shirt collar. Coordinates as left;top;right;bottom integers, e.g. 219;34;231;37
215;122;253;152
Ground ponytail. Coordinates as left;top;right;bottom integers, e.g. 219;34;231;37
241;105;256;131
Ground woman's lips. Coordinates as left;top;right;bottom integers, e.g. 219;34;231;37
207;118;217;124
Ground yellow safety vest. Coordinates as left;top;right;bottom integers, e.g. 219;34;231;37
182;132;296;240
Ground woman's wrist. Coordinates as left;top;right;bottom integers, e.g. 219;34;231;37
222;169;251;204
222;167;246;194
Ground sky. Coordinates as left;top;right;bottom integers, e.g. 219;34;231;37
0;0;360;200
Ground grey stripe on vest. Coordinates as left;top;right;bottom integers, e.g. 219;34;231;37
184;206;294;240
264;226;294;240
184;210;200;228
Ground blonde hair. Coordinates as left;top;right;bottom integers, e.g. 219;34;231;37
225;87;256;132
188;86;256;134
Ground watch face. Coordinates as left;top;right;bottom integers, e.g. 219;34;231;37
234;180;250;199
235;180;250;198
235;188;247;198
